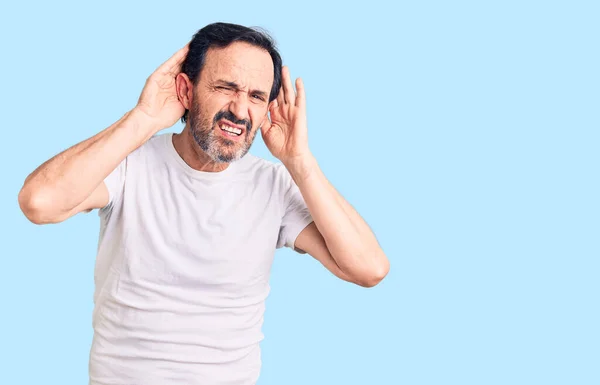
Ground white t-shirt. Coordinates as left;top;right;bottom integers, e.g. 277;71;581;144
89;132;313;385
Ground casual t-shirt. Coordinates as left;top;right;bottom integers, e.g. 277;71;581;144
89;132;313;385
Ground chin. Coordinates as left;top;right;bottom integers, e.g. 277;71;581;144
211;146;247;164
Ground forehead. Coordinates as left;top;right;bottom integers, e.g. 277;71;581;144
201;42;274;90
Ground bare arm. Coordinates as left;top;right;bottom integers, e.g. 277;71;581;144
18;111;158;224
261;67;390;287
290;156;389;287
18;43;190;224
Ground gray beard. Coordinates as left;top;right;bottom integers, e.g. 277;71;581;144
189;113;256;164
192;127;245;163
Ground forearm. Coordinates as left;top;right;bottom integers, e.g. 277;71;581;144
285;154;389;283
19;108;158;218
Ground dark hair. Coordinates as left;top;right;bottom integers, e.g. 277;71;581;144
180;22;283;123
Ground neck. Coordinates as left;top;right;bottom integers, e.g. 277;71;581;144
172;126;230;173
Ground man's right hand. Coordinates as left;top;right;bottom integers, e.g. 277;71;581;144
134;43;190;132
18;42;192;225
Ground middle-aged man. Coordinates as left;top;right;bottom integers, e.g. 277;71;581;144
18;22;390;385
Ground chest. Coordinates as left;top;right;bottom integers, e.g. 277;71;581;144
117;165;284;288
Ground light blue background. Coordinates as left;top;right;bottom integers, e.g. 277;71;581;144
1;1;598;384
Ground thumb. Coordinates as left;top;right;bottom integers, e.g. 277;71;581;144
260;116;271;138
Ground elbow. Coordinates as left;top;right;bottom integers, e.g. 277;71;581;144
353;255;390;288
18;187;56;225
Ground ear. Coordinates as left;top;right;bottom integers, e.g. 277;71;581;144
175;73;193;110
260;100;276;125
266;99;277;118
268;98;278;110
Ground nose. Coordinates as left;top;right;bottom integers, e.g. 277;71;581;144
228;94;250;124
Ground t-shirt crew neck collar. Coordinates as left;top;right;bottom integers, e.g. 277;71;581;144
163;132;241;180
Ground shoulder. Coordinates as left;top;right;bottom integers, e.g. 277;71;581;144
134;132;168;158
236;153;295;190
237;153;284;177
116;133;171;169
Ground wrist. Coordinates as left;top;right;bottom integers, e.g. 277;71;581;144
283;152;319;185
126;107;164;136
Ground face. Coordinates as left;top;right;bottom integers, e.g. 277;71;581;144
187;42;274;163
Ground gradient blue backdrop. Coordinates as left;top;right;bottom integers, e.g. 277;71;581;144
1;1;598;384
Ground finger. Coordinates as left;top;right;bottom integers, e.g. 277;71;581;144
281;66;295;104
158;42;190;75
276;85;285;108
260;112;272;136
166;43;190;75
268;99;279;121
269;99;279;117
295;77;305;108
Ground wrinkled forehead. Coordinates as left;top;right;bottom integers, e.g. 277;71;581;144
201;42;274;91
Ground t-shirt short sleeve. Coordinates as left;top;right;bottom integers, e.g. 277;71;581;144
100;158;127;212
276;165;314;253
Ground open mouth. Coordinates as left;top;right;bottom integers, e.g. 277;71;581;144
219;121;244;137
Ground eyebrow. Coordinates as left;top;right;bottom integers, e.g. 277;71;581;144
215;79;268;98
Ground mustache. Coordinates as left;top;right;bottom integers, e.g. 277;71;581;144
213;110;251;132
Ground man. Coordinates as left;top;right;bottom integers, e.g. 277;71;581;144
18;22;389;385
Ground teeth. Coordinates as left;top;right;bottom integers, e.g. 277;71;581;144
220;124;242;135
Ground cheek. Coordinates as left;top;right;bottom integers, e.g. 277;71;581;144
250;106;269;128
197;92;229;116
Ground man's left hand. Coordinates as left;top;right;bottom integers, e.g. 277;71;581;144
261;66;311;166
